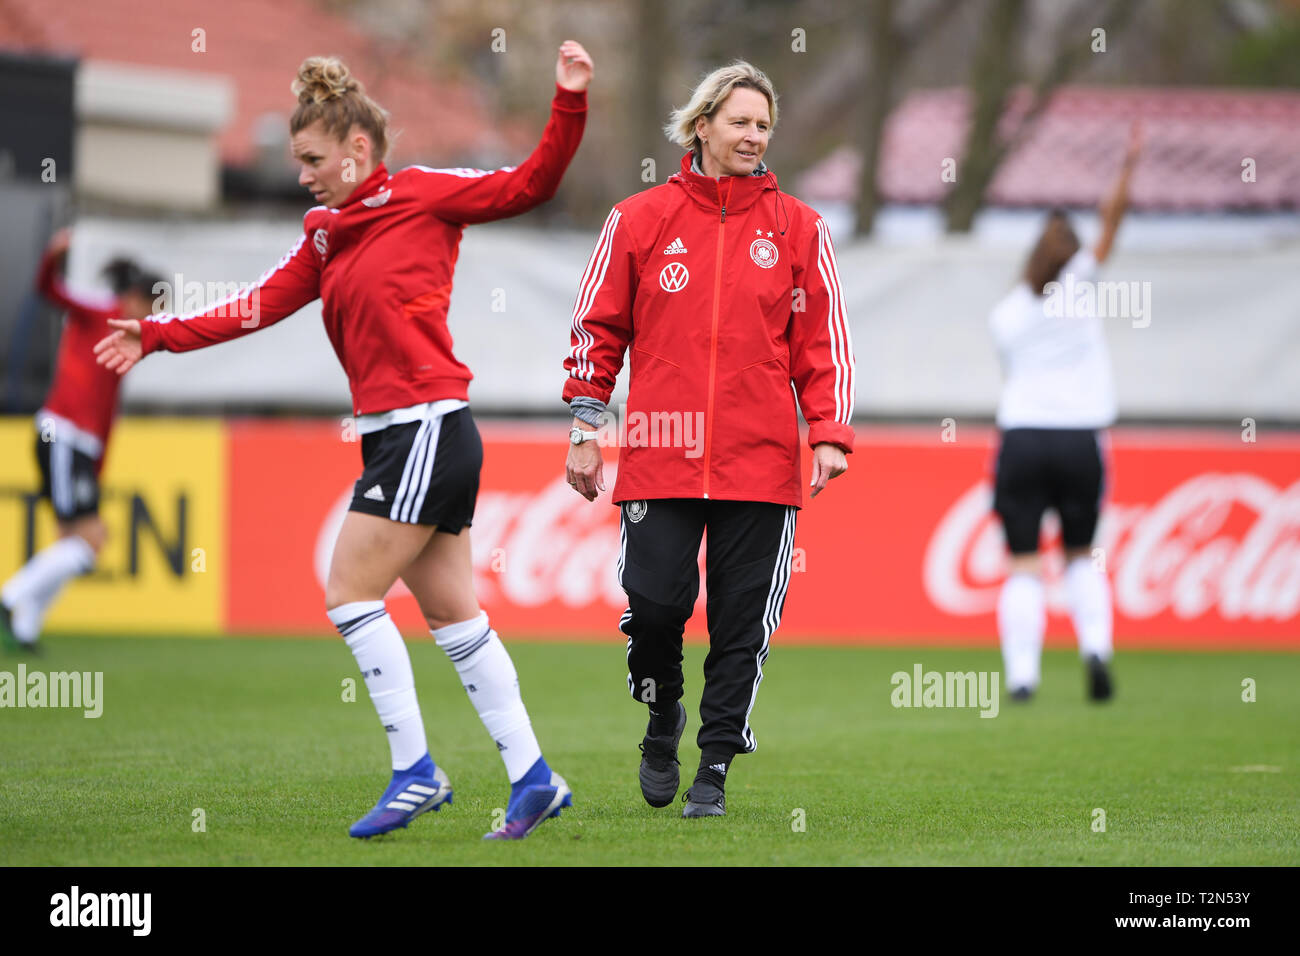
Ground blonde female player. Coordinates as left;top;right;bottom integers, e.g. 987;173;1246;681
96;43;594;841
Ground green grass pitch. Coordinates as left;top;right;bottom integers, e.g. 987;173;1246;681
1;636;1297;866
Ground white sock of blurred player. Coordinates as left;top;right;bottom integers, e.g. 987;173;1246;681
11;603;43;644
0;535;95;643
328;600;429;771
1065;557;1112;661
998;572;1045;691
432;611;543;783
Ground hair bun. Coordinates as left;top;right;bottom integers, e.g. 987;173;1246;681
292;56;362;105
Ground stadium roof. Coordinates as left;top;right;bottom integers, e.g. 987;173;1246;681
0;0;523;167
796;86;1300;212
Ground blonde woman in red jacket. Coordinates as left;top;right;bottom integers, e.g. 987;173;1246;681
96;43;594;841
563;61;855;817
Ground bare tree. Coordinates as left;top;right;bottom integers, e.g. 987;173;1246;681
854;0;964;236
943;0;1138;232
940;0;1027;233
628;0;669;192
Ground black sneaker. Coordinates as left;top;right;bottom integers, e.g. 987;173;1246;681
1087;655;1113;701
682;780;725;818
1009;686;1034;702
638;701;686;808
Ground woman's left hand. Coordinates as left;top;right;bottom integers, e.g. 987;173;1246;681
556;40;594;92
810;442;848;499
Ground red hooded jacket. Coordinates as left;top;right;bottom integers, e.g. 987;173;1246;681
563;154;856;508
139;85;587;416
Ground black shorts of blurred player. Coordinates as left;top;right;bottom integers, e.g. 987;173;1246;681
36;430;102;523
0;424;106;651
993;428;1104;556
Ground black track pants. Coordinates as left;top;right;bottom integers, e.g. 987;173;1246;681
617;498;797;755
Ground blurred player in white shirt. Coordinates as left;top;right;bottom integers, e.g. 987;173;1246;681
989;123;1142;701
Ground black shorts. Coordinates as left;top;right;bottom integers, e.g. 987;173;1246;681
348;407;482;531
993;428;1105;554
35;434;100;521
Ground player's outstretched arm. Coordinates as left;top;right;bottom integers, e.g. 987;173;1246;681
100;231;321;367
1094;121;1142;264
94;318;143;375
417;41;592;225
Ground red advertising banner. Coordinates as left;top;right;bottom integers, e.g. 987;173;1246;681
226;421;1300;649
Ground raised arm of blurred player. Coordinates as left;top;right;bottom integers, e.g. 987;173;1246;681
93;226;322;375
411;41;592;226
35;229;89;313
1094;121;1142;265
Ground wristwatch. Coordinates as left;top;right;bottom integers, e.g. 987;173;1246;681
569;426;599;446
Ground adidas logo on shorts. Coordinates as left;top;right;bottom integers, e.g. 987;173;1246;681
662;237;687;255
363;484;385;502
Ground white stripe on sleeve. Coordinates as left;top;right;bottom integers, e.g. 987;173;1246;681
814;219;856;425
148;233;310;326
407;165;517;178
569;208;622;383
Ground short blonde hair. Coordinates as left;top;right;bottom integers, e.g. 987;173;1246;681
663;61;778;154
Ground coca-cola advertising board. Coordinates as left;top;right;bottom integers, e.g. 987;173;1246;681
226;421;1300;648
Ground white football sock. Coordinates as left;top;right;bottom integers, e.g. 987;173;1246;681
1065;557;1113;662
328;601;428;772
1;536;95;641
998;572;1045;691
433;612;541;782
11;603;43;645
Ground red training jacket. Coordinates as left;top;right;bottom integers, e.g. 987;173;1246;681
36;247;124;459
564;153;856;508
140;85;588;416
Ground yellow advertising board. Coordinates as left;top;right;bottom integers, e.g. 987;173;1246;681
0;417;225;635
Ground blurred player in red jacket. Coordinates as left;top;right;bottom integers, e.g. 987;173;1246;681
1;229;161;653
563;61;856;818
96;43;594;840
